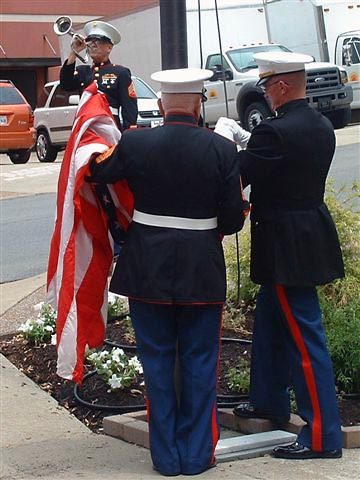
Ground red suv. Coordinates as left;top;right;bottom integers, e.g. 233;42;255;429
0;80;36;163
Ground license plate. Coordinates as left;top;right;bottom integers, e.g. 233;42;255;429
318;97;332;111
0;115;7;126
151;119;163;128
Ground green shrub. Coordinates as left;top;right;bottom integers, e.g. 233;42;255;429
319;182;360;393
225;358;250;393
321;299;360;393
223;223;258;307
108;292;129;318
224;182;360;393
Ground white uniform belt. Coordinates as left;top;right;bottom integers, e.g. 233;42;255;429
110;106;119;115
132;209;218;230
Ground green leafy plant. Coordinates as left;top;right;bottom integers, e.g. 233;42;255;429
319;182;360;393
289;388;298;414
86;347;143;392
225;357;250;393
120;314;136;344
108;292;129;318
18;302;56;345
223;225;259;307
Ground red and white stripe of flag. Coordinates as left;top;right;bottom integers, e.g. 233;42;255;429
46;83;133;383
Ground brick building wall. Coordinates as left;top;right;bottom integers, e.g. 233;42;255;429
0;0;159;106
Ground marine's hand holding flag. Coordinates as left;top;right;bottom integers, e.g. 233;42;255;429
214;117;250;149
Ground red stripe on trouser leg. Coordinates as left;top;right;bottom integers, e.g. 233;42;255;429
275;285;323;452
211;403;218;463
146;397;150;423
211;305;223;463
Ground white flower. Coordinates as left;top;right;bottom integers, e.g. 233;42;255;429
109;374;122;389
33;302;44;312
51;334;57;345
35;317;45;325
112;348;124;357
127;356;143;374
18;319;33;332
45;325;54;332
108;292;121;305
87;352;99;362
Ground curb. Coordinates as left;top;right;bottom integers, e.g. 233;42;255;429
103;409;360;451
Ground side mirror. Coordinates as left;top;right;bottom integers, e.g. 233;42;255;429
224;69;233;81
209;66;233;82
68;94;80;105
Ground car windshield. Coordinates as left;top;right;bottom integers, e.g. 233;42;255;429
134;78;157;99
0;86;26;105
227;45;291;72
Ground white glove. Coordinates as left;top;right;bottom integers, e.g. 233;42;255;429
214;117;251;149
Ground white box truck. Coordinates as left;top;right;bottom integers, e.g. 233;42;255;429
265;0;360;109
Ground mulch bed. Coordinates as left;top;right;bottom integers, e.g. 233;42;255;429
1;316;359;434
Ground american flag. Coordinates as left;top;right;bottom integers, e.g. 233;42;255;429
46;82;134;383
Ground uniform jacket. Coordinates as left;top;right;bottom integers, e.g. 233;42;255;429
90;113;247;304
239;98;344;286
60;59;138;130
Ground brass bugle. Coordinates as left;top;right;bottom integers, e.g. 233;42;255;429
53;16;88;63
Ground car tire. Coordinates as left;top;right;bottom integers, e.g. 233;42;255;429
36;130;58;163
243;101;271;131
8;149;31;164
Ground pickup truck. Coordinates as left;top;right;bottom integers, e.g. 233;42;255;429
203;43;353;131
335;30;359;110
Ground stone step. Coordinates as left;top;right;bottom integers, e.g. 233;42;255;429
215;430;297;461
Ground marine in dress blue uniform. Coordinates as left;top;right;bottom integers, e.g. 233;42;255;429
60;21;137;253
59;20;138;131
233;52;344;459
89;68;248;475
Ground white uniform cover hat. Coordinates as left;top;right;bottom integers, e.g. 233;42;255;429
151;68;214;94
84;21;121;45
254;51;314;85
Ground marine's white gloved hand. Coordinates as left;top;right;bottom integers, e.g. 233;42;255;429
214;117;251;149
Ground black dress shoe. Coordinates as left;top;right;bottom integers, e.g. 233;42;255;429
272;442;342;459
233;402;290;424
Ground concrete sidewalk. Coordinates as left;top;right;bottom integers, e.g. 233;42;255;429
1;275;359;480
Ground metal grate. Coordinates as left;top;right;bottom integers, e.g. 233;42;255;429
306;68;340;91
139;110;162;118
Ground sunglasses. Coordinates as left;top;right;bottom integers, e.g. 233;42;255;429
86;36;112;45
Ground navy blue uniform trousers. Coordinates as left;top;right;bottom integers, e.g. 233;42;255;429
250;285;342;451
129;300;222;476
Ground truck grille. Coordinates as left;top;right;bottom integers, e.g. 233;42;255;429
306;68;340;92
139;110;162;118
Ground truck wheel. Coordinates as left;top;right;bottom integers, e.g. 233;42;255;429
327;107;351;129
36;130;58;163
8;149;31;164
243;102;271;131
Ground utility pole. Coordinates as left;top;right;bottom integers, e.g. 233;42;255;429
159;0;188;69
159;0;188;403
